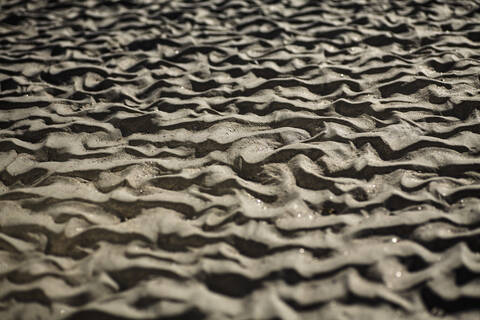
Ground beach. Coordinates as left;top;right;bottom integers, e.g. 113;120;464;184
0;0;480;319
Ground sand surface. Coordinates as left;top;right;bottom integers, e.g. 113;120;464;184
1;0;480;319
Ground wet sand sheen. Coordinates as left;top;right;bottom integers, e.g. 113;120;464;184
0;0;480;319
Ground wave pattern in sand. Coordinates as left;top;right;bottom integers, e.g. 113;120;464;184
1;0;480;319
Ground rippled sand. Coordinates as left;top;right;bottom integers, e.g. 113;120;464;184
1;0;480;319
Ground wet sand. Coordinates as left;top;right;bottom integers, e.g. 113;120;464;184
0;0;480;319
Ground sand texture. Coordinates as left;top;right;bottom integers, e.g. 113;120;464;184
1;0;480;319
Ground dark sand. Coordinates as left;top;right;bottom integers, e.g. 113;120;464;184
1;0;480;319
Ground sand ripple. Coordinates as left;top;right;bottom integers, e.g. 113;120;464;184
1;0;480;319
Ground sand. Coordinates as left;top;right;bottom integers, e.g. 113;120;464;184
0;0;480;319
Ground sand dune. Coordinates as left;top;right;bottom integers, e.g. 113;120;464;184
1;0;480;319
